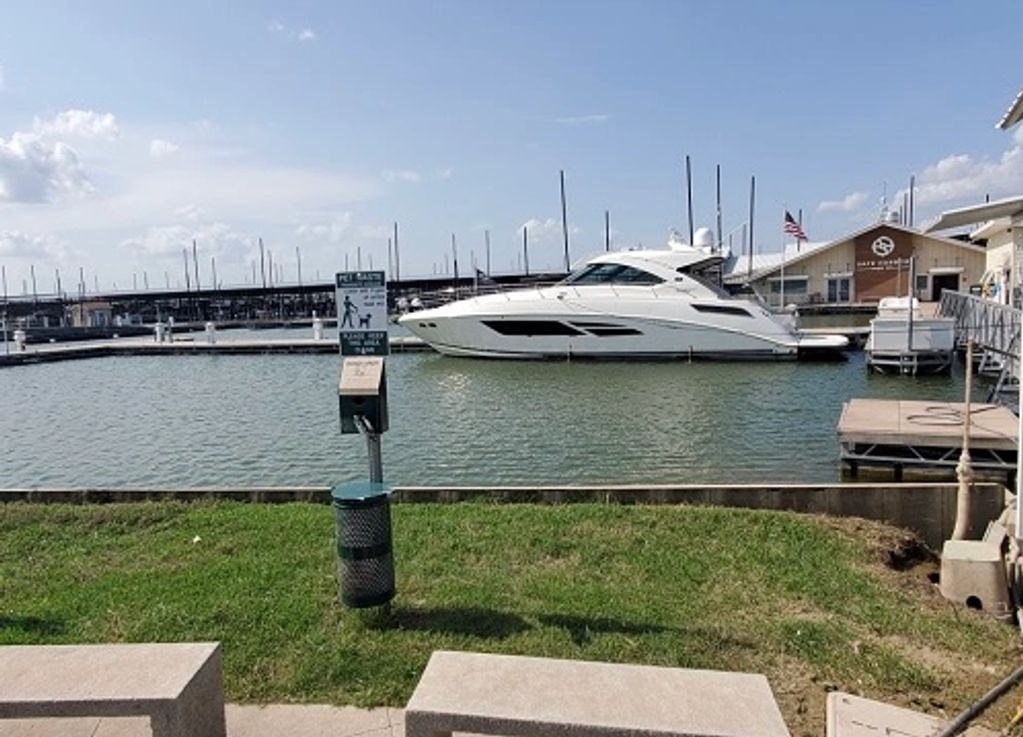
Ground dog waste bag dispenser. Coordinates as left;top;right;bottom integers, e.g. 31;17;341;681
335;270;394;609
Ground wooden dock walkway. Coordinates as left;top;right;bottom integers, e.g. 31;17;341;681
837;398;1018;480
0;335;432;367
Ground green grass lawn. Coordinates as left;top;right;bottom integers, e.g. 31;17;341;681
0;502;1019;736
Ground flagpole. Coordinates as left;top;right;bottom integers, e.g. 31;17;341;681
780;208;786;310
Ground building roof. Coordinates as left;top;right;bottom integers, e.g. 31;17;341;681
723;241;830;284
924;194;1023;233
723;221;983;284
997;86;1023;130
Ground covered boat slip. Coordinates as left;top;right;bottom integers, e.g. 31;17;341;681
837;398;1018;480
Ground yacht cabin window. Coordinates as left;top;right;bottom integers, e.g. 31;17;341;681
565;263;664;285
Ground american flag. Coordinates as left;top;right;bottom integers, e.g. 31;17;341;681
783;210;807;241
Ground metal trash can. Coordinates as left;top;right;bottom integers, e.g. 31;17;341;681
332;481;395;608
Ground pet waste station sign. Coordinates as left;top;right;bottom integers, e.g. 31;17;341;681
336;271;389;356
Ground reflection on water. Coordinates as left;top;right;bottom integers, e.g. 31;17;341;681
0;350;984;488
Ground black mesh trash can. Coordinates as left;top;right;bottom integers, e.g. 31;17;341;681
331;482;395;608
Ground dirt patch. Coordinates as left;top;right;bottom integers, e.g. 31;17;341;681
881;635;1000;677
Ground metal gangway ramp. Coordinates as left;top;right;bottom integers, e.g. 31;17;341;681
937;290;1021;405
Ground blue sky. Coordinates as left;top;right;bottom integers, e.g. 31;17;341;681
1;1;1021;292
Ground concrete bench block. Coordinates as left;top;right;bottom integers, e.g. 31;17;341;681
405;650;790;737
0;642;226;737
827;692;998;737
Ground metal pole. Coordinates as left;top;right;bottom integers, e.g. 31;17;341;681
908;256;916;351
192;239;200;291
259;238;267;289
485;230;491;276
743;224;750;283
1;264;7;355
523;226;530;276
559;169;570;271
451;233;459;285
748;175;756;280
55;268;62;298
909;174;916;228
780;211;786;309
387;238;393;280
715;164;723;254
605;210;610;252
211;257;218;291
367;433;383;484
685;154;694;246
30;264;37;304
296;246;302;287
393;222;400;283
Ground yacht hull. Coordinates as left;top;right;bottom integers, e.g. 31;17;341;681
402;311;807;360
397;254;849;361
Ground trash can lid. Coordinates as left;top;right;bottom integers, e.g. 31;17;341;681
331;481;391;503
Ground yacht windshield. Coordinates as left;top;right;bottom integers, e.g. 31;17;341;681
565;263;664;285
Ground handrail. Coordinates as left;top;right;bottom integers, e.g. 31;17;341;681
937;290;1020;379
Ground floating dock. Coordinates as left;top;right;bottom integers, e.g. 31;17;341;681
0;335;431;367
837;398;1018;480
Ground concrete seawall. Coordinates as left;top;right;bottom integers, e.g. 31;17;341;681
0;482;1007;548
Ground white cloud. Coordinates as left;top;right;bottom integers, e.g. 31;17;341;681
172;203;205;221
0;132;93;203
904;125;1023;207
519;217;580;240
382;168;422;184
268;20;317;42
295;213;389;243
33;109;119;140
149;139;180;158
0;110;119;203
435;167;454;180
0;230;64;259
122;222;255;265
818;191;869;213
552;114;611;126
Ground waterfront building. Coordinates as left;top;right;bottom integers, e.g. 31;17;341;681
69;300;114;328
724;222;986;308
926;195;1023;306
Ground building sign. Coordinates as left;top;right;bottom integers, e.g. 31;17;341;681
853;226;914;300
336;271;389;356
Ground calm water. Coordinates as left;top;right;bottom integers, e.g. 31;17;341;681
0;348;985;488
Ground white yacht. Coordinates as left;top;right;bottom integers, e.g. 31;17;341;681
398;236;848;360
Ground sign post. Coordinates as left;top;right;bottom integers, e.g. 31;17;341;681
334;270;395;610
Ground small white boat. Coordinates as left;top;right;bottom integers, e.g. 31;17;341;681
399;236;848;360
866;297;955;374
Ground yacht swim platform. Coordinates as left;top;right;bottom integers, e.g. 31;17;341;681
837;398;1018;480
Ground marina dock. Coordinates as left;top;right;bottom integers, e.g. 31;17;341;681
837;398;1019;480
0;335;432;367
